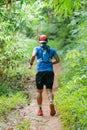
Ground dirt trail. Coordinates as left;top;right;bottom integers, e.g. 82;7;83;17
22;64;63;130
0;64;63;130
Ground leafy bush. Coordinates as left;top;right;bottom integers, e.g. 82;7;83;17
0;92;28;120
54;9;87;129
55;85;87;130
0;34;36;121
55;42;87;130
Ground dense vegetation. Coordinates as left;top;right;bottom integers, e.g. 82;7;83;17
0;0;87;129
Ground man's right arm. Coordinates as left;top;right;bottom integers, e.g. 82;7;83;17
29;50;37;69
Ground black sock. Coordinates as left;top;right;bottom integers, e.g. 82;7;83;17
39;106;42;110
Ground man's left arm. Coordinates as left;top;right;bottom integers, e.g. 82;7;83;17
52;55;60;65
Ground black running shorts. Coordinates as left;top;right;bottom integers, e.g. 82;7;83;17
36;71;54;89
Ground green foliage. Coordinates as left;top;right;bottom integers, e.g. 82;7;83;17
0;92;28;120
52;0;83;17
55;86;87;130
0;34;36;122
0;35;36;94
16;119;30;130
55;30;87;130
54;2;87;129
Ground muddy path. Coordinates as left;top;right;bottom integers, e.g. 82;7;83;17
0;64;63;130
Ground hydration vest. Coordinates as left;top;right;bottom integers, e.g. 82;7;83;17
40;45;51;62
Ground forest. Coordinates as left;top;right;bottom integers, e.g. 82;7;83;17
0;0;87;130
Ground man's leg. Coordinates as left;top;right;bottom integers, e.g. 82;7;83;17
36;72;44;116
37;89;43;116
46;89;54;104
47;89;56;116
37;89;43;109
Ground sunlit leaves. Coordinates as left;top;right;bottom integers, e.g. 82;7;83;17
50;0;82;17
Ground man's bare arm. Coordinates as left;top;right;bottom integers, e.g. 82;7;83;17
29;51;37;69
52;55;60;65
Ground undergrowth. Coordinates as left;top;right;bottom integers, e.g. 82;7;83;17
55;43;87;130
0;92;28;120
0;35;36;121
16;119;30;130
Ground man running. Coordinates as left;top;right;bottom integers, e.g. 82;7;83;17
29;35;60;116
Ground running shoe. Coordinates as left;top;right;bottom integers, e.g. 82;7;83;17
50;104;56;116
37;109;43;116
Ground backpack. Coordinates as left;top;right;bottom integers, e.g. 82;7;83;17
41;45;50;62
